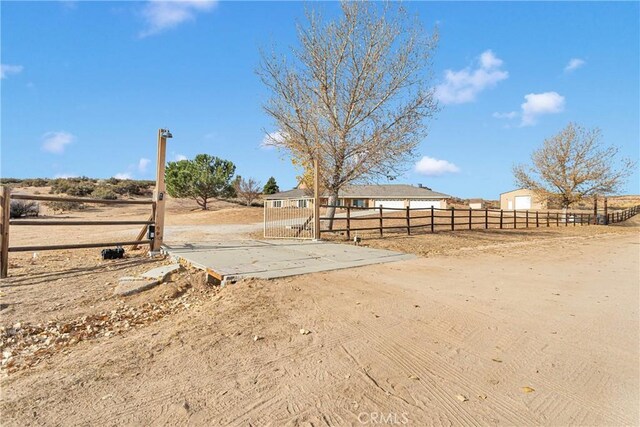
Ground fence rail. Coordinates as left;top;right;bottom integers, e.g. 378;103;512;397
0;187;156;278
319;204;640;240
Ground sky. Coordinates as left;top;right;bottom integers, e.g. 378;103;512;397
1;0;639;199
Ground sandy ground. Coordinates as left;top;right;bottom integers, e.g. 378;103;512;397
1;219;638;425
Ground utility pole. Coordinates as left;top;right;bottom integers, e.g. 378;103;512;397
151;128;172;252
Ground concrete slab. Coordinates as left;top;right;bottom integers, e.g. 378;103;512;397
114;263;181;296
141;264;182;280
163;240;414;281
114;279;160;296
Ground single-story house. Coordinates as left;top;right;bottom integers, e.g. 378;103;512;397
264;184;451;209
468;198;485;209
500;188;547;210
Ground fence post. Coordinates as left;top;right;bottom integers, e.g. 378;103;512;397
500;210;503;229
485;209;488;229
468;208;472;230
546;211;550;227
451;207;455;231
556;212;559;227
379;206;383;237
346;206;351;241
604;197;608;225
565;211;569;227
0;186;10;278
513;209;517;229
593;197;598;225
313;159;320;240
526;210;529;228
406;206;411;235
430;206;434;233
536;211;539;228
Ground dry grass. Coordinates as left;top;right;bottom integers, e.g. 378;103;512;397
348;218;639;258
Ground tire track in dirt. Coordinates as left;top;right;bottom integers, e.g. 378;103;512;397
342;317;533;426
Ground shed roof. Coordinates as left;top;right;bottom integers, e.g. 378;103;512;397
264;184;451;200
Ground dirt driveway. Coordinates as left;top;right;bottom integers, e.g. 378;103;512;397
2;226;638;426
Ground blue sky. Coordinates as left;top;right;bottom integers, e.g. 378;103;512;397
1;1;638;199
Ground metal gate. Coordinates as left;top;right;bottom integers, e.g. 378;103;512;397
264;197;315;239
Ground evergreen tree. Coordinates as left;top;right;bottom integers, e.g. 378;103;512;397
263;176;280;195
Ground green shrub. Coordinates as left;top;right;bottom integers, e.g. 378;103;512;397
93;186;118;200
47;201;86;212
0;178;22;185
10;200;39;219
22;178;50;187
113;180;144;196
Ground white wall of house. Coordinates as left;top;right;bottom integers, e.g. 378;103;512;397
409;200;442;209
373;199;405;209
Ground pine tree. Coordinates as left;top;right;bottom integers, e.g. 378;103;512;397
263;177;280;195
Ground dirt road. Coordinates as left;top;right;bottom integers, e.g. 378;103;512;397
2;231;638;425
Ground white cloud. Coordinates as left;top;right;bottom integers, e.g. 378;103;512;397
175;154;188;161
1;64;24;79
479;50;503;69
138;157;151;172
54;173;79;179
521;92;565;126
435;50;508;105
139;0;217;37
114;172;133;180
414;156;460;176
42;131;75;154
564;58;586;73
492;111;518;120
260;130;285;150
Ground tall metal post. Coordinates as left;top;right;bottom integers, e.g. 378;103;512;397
152;129;169;252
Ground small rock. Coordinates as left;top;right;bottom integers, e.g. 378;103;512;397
521;386;535;393
456;394;468;402
253;335;263;342
300;329;311;335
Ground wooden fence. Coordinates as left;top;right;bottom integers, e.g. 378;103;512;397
319;204;640;240
605;204;639;224
0;187;156;278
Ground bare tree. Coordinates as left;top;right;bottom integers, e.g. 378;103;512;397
235;177;262;206
513;123;636;209
258;2;438;228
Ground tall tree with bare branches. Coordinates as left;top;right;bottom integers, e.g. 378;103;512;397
234;176;262;206
258;2;439;228
513;122;636;209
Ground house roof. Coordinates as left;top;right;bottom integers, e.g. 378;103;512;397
264;184;451;200
499;188;535;196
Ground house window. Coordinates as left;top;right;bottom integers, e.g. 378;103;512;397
273;200;283;208
297;199;308;208
352;199;365;208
